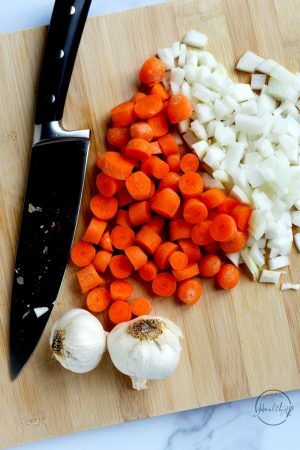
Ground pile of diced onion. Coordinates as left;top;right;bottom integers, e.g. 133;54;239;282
157;30;300;288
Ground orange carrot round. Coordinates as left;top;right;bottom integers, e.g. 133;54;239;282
159;172;181;191
71;241;96;267
169;251;188;271
129;200;152;226
109;300;132;324
146;155;169;179
124;245;148;270
132;92;146;103
93;250;112;273
231;204;252;232
179;172;203;198
210;214;237;242
130;122;153;141
177;279;202;305
147;216;165;234
107;127;130;148
130;297;152;316
96;173;123;197
86;287;111;313
82;217;107;244
124;138;152;161
125;171;152;200
152;272;177;297
154;242;179;270
77;264;104;294
115;209;132;228
134;94;164;119
138;261;158;281
200;188;226;209
99;230;113;252
151;187;180;219
183;199;208;224
180;153;199;173
172;262;199;281
147;112;169;138
169;219;192;241
220;231;248;253
198;254;221;277
167;93;193;123
116;187;134;207
90;194;118;220
191;220;214;246
110;280;133;301
151;83;169;100
217;264;240;289
149;141;163;154
217;196;239;214
111;225;135;250
97;151;134;180
109;255;133;279
139;57;165;86
158;133;179;156
178;239;202;262
167;153;181;171
111;101;136;127
135;225;162;254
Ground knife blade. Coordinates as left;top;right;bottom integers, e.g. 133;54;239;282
10;0;92;379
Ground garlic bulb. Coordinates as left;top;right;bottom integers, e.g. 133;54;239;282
50;309;106;373
107;315;183;390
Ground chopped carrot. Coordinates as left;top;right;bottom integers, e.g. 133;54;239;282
145;155;169;179
115;209;132;228
125;171;152;200
152;272;177;297
151;83;169;100
111;225;135;250
167;153;181;171
180;153;199;173
158;133;179;156
231;204;252;232
97;151;134;180
204;242;220;253
132;92;146;103
145;180;156;200
86;287;111;313
124;138;152;161
217;264;240;289
93;250;112;273
82;217;107;244
111;101;136;127
135;225;162;254
138;261;158;281
172;262;199;281
77;263;104;294
110;279;133;301
167;93;193;123
96;173;123;197
154;242;178;270
109;300;132;324
198;254;221;277
169;251;188;270
125;245;148;270
134;94;164;119
130;122;153;141
99;230;113;252
210;214;237;242
177;279;202;305
179;172;203;198
149;141;162;154
159;172;181;191
217;196;239;214
191;220;214;246
130;297;152;316
183;199;208;224
116;187;133;207
139;57;165;86
90;194;118;220
200;188;226;209
151;187;180;218
169;219;192;241
220;231;248;253
147;112;169;138
109;254;133;279
178;239;202;262
71;241;96;267
107;127;130;148
147;216;165;234
129;200;152;226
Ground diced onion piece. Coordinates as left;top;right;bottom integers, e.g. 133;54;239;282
294;233;300;252
198;51;217;69
257;94;276;115
226;252;240;267
181;81;192;99
281;283;300;291
291;211;300;226
241;248;260;281
213;169;230;184
249;243;265;267
230;83;255;102
251;74;266;90
178;43;187;67
256;59;277;75
170;81;181;94
235;114;269;135
186;51;199;67
171;41;181;58
183;30;208;48
268;256;289;270
178;119;190;134
191;140;209;160
203;144;225;170
295;199;300;210
190;120;208;140
230;185;250;204
239;99;258;115
195;103;215;123
214;122;236;146
270;62;300;93
236;51;265;73
248;209;267;240
269;248;280;259
171;67;185;86
192;83;219;103
259;270;281;284
266;77;298;103
157;47;174;70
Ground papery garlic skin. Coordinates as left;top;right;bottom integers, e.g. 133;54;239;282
50;308;106;373
107;316;183;390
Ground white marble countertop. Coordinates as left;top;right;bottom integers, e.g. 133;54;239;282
1;1;299;449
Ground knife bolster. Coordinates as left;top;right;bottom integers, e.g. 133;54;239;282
33;121;90;146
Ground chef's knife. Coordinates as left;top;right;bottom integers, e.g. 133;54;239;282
10;0;92;379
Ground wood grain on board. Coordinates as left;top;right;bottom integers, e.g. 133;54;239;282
0;0;299;447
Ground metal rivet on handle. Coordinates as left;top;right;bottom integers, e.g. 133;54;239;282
59;49;64;59
70;5;76;15
46;94;55;104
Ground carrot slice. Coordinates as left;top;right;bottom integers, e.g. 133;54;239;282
198;254;221;277
125;171;152;200
109;301;132;324
109;255;133;279
151;83;169;100
151;187;180;219
220;231;248;253
180;153;199;173
217;196;239;214
86;287;111;313
152;272;177;297
96;173;123;197
111;225;135;250
139;57;165;86
147;216;165;234
90;194;118;220
111;101;136;127
172;262;199;281
204;241;220;253
129;200;152;226
159;172;181;191
179;172;203;198
107;127;130;148
132;92;146;103
138;261;158;281
145;180;156;200
231;204;252;232
93;250;112;273
210;214;237;242
200;188;226;209
110;280;133;301
97;151;134;180
167;93;193;123
99;230;113;252
217;264;240;289
167;153;181;172
77;263;104;294
154;242;178;270
71;241;96;267
178;239;202;262
191;221;214;245
124;138;152;161
130;297;152;316
149;141;163;154
145;155;169;179
134;94;164;119
169;251;188;271
130;122;153;141
115;209;132;228
116;187;134;207
158;133;179;156
135;225;162;254
177;279;202;305
147;112;169;138
124;246;148;270
169;219;192;241
183;199;208;224
82;217;107;244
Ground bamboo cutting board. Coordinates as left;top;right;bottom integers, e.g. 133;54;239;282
0;0;300;447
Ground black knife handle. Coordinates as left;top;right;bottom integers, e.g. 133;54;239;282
35;0;92;125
